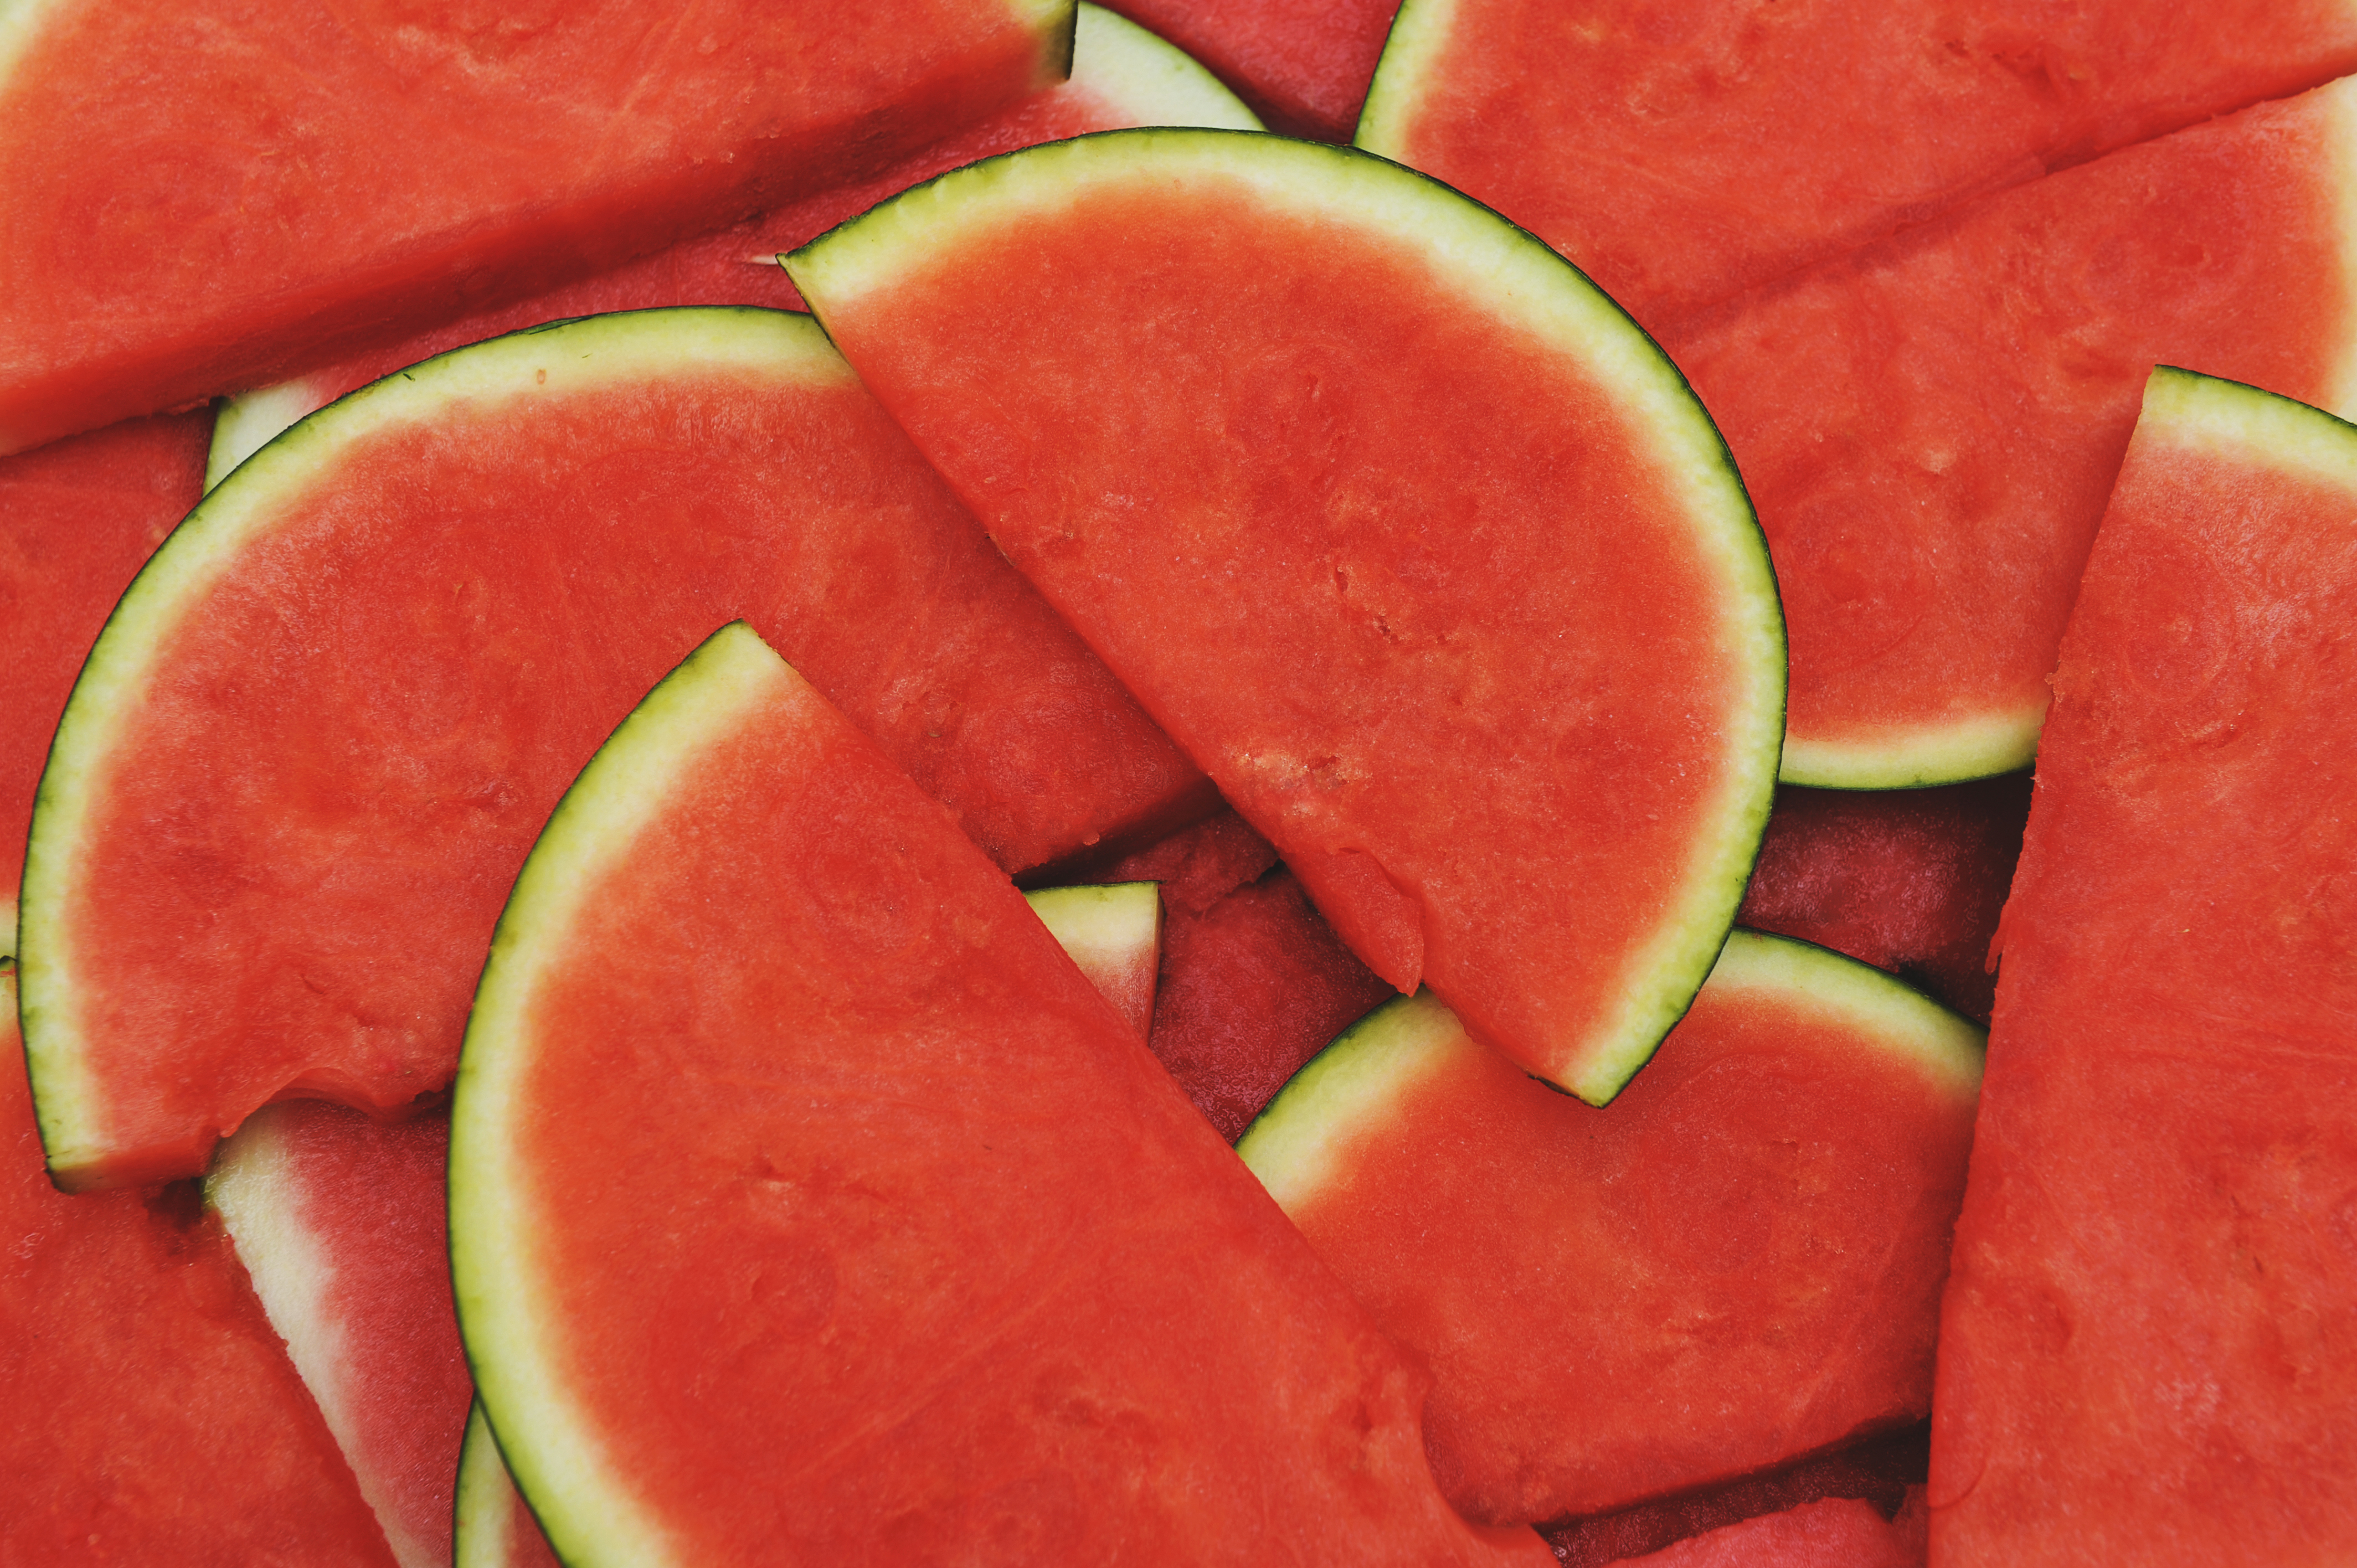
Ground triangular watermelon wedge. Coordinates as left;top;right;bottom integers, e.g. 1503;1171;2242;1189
785;128;1786;1106
0;0;1075;453
450;622;1552;1562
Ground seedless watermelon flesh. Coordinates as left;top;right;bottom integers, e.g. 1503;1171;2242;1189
1931;369;2357;1562
0;0;1074;454
202;3;1263;489
449;623;1552;1564
1663;75;2357;786
788;130;1785;1104
1238;932;1983;1524
1358;0;2357;326
20;307;1201;1189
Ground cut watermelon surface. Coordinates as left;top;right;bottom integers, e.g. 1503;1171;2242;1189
1931;370;2357;1562
203;3;1262;488
0;0;1075;454
0;408;211;951
449;623;1552;1564
1663;74;2357;786
206;1105;470;1568
1239;933;1983;1524
20;307;1203;1189
788;128;1785;1105
1358;0;2357;324
0;972;397;1566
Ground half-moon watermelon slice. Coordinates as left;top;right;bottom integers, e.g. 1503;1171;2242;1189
202;2;1263;489
1931;368;2357;1563
0;0;1074;455
1238;931;1983;1525
1357;0;2357;325
785;128;1787;1105
449;621;1552;1564
19;306;1203;1189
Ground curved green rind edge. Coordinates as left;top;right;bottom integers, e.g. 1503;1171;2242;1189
785;127;1785;1108
197;5;1258;497
451;621;789;1568
1350;0;1460;155
2139;362;2357;480
18;306;837;1185
1237;929;1985;1216
454;1401;536;1568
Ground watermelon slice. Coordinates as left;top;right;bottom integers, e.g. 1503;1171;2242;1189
0;409;211;952
204;883;1166;1568
0;0;1075;454
785;128;1786;1105
1931;369;2357;1561
1238;932;1983;1524
1358;0;2357;324
20;307;1204;1189
1664;74;2357;787
203;2;1263;488
449;622;1551;1563
0;971;397;1565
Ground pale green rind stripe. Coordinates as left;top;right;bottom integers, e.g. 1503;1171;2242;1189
2311;77;2357;421
1023;881;1162;973
17;308;840;1180
450;622;792;1568
205;374;336;493
1236;991;1468;1215
1069;3;1260;131
1781;709;2043;792
1242;931;1984;1213
0;0;74;100
454;1402;529;1568
2145;363;2357;485
1350;0;1461;154
789;130;1783;1106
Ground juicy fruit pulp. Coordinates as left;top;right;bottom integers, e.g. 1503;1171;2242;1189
19;307;1200;1189
1932;369;2357;1562
449;623;1551;1565
1240;932;1982;1523
0;0;1075;453
787;128;1785;1106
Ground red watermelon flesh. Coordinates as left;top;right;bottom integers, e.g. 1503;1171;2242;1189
205;1105;470;1568
1095;0;1400;140
21;309;1202;1189
1931;370;2357;1561
1736;776;2032;1025
204;4;1262;486
1238;935;1984;1525
1602;1495;1920;1568
0;409;210;947
786;130;1786;1106
198;889;1165;1568
1544;1424;1928;1568
1663;75;2357;788
1068;803;1279;911
1358;0;2357;326
0;973;397;1567
447;623;1552;1564
1144;866;1395;1141
0;0;1073;455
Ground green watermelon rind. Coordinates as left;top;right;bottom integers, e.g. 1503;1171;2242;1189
1350;0;1463;153
1236;928;1985;1214
194;4;1262;497
16;307;837;1187
454;1401;533;1568
1022;880;1162;962
788;127;1786;1107
2141;362;2357;474
449;622;789;1568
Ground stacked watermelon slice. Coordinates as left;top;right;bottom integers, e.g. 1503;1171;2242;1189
6;1;2354;1563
